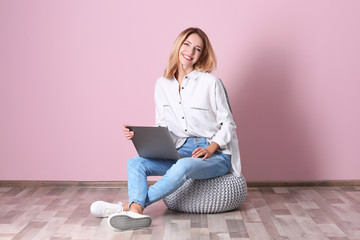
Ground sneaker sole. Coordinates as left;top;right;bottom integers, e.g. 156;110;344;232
108;214;152;231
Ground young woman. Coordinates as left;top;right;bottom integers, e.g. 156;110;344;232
91;27;241;231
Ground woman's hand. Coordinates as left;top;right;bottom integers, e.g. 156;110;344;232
123;124;134;140
192;147;212;160
192;142;220;160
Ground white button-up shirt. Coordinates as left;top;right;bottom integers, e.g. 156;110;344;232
154;70;241;176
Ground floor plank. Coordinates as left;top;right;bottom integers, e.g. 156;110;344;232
0;186;359;239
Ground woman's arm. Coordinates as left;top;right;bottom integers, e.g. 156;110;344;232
211;79;237;149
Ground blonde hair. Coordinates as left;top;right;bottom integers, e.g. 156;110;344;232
163;27;217;79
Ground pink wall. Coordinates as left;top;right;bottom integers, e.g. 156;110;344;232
1;1;359;181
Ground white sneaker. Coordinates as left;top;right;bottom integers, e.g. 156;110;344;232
108;211;152;231
90;201;124;217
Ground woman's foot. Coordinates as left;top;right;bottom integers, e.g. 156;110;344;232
108;211;152;231
90;201;124;217
129;202;143;214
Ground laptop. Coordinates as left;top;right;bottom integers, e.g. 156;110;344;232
127;126;180;160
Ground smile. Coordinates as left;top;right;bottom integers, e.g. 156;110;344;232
182;54;193;61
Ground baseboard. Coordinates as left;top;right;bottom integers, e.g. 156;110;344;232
0;181;129;188
247;180;360;187
1;180;360;188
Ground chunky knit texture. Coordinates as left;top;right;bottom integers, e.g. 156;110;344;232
163;174;247;213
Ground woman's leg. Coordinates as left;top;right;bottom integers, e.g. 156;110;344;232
143;138;231;207
127;156;176;210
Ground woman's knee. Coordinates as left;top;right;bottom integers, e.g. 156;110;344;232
127;156;144;170
169;158;197;176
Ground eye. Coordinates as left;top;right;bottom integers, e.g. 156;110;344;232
183;42;190;46
196;48;202;52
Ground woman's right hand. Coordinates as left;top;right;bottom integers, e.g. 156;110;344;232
123;124;134;140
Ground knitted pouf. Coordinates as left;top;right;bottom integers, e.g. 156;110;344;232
163;173;247;214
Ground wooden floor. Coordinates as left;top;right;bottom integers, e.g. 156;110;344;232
0;186;360;240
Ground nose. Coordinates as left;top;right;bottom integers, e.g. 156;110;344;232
191;47;196;55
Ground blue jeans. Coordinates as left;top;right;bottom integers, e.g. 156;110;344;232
127;137;231;209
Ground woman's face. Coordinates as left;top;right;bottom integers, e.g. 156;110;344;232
178;33;204;70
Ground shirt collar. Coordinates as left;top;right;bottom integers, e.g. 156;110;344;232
170;70;201;83
186;70;201;80
171;70;201;81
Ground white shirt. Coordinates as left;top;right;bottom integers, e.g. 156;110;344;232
154;70;242;176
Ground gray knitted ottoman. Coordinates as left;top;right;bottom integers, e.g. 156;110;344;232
163;173;247;213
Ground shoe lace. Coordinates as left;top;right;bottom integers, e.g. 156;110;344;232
103;202;123;214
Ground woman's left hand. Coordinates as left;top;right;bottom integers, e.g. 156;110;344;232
192;147;213;160
192;142;220;160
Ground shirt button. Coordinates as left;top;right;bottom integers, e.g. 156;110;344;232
181;87;184;89
179;101;181;104
185;129;187;132
182;117;185;119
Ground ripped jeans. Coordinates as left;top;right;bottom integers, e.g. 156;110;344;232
127;137;231;209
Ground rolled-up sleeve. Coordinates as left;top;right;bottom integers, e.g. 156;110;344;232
211;79;237;149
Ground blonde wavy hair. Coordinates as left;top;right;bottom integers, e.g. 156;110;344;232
163;27;217;79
